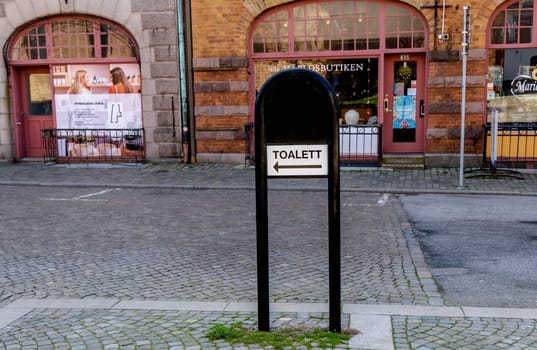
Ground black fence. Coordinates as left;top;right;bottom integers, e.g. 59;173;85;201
243;123;382;167
42;128;145;164
483;122;537;169
339;125;382;166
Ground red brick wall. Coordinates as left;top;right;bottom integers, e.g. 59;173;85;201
191;0;500;164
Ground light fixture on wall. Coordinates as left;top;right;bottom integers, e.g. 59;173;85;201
438;0;449;42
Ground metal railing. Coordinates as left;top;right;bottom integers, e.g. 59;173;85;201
339;124;382;166
243;123;382;167
483;122;537;169
42;128;145;164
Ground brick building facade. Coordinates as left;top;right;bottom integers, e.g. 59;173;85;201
0;0;535;167
191;0;532;167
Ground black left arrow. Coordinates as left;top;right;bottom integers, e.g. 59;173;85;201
273;162;322;172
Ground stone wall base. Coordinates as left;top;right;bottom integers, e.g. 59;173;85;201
425;153;483;168
196;153;246;164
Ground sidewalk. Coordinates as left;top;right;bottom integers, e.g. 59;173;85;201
1;160;537;349
2;299;537;349
1;160;537;195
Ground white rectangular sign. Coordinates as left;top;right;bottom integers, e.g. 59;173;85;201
267;144;328;177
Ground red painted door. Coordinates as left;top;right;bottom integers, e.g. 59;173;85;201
18;67;54;158
383;54;426;153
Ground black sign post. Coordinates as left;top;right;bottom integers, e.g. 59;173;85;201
255;68;341;333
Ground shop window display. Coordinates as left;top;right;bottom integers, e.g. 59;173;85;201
486;0;537;164
487;48;537;126
7;15;141;160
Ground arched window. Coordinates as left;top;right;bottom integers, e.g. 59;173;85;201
489;0;534;46
251;0;426;55
487;0;537;128
8;16;138;63
5;15;142;161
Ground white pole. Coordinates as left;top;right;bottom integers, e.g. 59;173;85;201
491;108;498;170
459;6;470;188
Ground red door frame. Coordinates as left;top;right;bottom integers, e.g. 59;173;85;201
11;67;25;159
11;66;54;159
382;53;426;153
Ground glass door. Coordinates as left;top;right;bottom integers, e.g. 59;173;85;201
383;54;425;153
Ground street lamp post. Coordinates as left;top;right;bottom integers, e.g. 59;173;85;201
459;6;470;188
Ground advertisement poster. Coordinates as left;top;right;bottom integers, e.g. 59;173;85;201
52;64;142;157
55;93;141;129
393;95;416;129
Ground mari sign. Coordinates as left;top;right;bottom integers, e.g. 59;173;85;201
267;144;328;176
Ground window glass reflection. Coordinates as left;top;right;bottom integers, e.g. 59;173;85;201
254;0;424;53
11;18;137;61
487;48;537;126
28;73;52;116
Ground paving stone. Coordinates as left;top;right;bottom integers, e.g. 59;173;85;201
1;162;537;349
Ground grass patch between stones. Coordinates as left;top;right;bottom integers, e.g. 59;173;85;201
207;321;357;349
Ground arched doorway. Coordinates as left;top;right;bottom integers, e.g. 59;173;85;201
4;16;140;159
249;0;429;157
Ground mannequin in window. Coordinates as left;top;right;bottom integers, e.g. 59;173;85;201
68;70;92;94
109;67;135;94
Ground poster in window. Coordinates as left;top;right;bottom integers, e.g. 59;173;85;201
393;95;416;129
53;63;142;129
52;64;142;157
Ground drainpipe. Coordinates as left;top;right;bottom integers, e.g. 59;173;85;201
177;0;196;163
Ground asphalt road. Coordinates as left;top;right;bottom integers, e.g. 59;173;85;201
399;194;537;308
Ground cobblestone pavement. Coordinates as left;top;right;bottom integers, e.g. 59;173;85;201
1;161;537;195
392;316;537;349
0;186;436;307
1;161;537;349
2;307;345;350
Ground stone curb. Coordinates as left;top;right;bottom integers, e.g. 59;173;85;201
3;299;537;350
